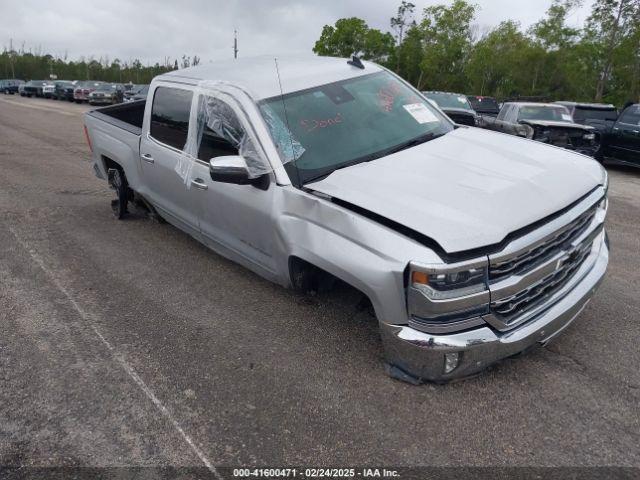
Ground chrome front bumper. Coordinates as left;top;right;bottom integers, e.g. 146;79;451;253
380;231;608;383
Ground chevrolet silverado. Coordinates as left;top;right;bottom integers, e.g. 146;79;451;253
83;56;609;383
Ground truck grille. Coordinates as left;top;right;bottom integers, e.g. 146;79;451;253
490;206;596;281
487;197;603;327
491;241;591;320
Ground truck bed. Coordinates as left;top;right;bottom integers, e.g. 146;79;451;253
86;100;145;135
84;100;145;190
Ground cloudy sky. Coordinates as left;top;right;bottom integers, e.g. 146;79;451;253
1;0;594;65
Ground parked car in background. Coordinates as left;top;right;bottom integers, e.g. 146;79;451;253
1;79;24;94
556;102;618;126
22;80;48;97
598;103;640;167
422;91;478;126
123;84;149;102
84;56;609;383
42;82;56;98
468;95;500;117
88;83;125;105
53;80;77;101
74;81;105;103
482;102;599;156
555;102;620;159
128;84;149;102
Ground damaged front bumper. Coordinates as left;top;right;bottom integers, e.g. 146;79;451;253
380;233;609;384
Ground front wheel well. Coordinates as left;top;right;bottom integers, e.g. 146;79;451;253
288;256;375;314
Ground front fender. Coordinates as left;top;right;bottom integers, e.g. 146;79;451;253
276;187;442;325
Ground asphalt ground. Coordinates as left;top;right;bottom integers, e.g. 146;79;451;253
0;94;639;477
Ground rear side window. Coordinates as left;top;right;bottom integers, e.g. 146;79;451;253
150;87;193;150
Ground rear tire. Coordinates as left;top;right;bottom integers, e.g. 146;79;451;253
108;168;130;220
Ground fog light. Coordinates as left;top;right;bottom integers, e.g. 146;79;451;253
444;352;460;374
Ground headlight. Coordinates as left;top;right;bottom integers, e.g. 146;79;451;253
411;265;487;300
584;133;595;140
407;259;490;330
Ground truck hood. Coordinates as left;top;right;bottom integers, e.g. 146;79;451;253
308;127;603;254
519;119;594;131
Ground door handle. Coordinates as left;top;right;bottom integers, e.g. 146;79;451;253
141;153;154;164
191;178;208;190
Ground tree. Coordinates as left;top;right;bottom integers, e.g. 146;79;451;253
312;17;394;62
529;0;586;100
395;25;425;86
531;0;583;50
390;1;416;71
417;0;477;91
585;0;640;101
466;21;542;98
310;0;640;103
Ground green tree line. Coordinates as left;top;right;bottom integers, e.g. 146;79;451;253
313;0;640;105
0;48;202;85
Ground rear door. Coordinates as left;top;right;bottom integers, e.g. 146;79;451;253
609;105;640;164
139;84;202;238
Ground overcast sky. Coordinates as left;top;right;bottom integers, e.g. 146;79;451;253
1;0;594;66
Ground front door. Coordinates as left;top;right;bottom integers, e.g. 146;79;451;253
190;95;278;277
609;105;640;165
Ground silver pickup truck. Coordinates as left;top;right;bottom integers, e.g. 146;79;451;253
84;56;609;383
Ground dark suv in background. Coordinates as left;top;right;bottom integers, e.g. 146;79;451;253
123;84;149;102
422;91;479;126
598;103;640;167
53;80;77;101
555;102;618;131
22;80;48;97
1;79;24;94
468;95;501;117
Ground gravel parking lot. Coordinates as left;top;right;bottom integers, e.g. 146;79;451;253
1;94;639;474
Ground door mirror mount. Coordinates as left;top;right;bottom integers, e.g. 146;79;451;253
209;156;269;190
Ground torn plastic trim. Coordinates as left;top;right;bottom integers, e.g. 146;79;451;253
175;80;290;187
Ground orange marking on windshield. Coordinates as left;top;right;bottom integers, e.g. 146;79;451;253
300;113;343;133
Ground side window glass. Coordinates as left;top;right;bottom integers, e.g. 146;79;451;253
618;105;640;126
150;87;193;150
197;97;242;161
505;106;514;122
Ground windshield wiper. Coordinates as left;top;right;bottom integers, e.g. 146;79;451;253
301;131;446;185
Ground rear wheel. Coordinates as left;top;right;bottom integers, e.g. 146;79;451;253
108;168;131;219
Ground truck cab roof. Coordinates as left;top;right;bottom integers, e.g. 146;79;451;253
555;101;617;110
156;55;383;100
